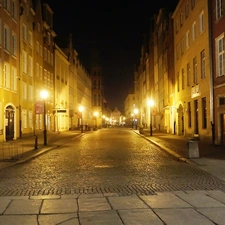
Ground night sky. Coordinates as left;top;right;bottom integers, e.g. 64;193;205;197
42;0;179;112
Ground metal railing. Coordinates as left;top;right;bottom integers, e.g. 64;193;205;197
0;141;24;161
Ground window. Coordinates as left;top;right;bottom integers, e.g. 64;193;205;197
47;50;50;63
201;50;206;79
22;24;27;41
28;110;33;128
193;57;197;83
216;34;225;77
22;110;27;128
36;63;39;77
11;67;17;91
44;47;47;61
177;72;180;92
180;12;184;26
4;25;10;51
192;21;196;41
40;66;42;80
176;44;180;60
202;97;207;129
22;82;27;100
12;33;17;56
187;62;190;86
4;0;10;12
22;51;27;74
216;0;223;20
219;96;225;105
186;30;190;49
28;55;33;77
28;85;33;101
182;68;185;89
199;11;204;33
191;0;195;9
185;3;189;18
28;31;33;46
4;63;10;89
188;102;191;127
37;23;41;32
12;0;17;20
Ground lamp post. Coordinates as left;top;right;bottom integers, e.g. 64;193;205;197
40;90;48;145
148;99;154;136
79;106;84;133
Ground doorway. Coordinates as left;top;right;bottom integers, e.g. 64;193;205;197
5;106;15;141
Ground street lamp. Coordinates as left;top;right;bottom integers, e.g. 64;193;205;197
148;99;155;136
79;106;84;133
40;90;48;145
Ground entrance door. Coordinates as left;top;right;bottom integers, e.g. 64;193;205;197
5;106;14;141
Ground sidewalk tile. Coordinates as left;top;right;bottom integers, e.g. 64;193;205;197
78;197;111;211
38;213;78;225
0;199;11;214
4;199;42;214
196;208;225;225
118;209;164;225
154;208;215;225
108;196;148;210
79;211;123;225
41;199;77;214
176;193;225;208
0;215;38;225
140;194;191;208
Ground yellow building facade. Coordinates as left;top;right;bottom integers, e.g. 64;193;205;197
173;0;213;140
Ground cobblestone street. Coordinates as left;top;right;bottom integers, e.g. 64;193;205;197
0;128;225;196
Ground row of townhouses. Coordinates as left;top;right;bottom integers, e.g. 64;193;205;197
125;0;225;146
0;0;105;142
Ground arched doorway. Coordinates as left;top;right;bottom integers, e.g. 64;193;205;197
5;106;15;141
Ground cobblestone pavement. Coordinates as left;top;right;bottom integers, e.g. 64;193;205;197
0;128;225;196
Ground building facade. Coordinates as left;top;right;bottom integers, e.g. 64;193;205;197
0;0;20;142
211;0;225;145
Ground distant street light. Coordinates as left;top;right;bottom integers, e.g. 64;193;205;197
148;99;155;136
40;90;48;145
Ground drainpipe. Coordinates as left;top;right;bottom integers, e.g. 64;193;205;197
208;0;215;144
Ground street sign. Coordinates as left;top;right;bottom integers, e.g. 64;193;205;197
35;101;44;114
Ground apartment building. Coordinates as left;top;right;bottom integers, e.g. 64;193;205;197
211;0;225;145
0;0;93;142
60;34;93;129
54;44;69;132
40;3;55;132
0;0;20;142
172;0;212;140
33;0;44;133
19;0;35;136
134;9;173;132
152;9;174;133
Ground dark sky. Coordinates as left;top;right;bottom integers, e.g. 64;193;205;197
42;1;179;112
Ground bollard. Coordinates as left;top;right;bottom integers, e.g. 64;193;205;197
34;135;38;149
